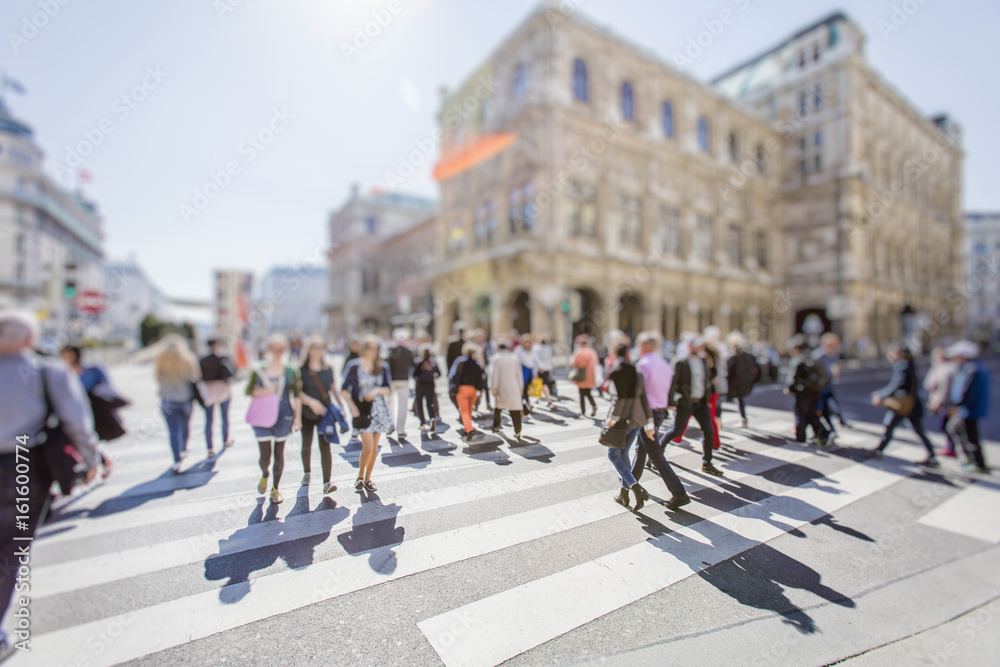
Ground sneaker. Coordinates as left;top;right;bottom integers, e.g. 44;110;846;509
170;462;182;473
323;482;337;494
257;476;268;494
740;418;749;428
364;480;378;492
429;418;437;431
702;463;724;477
490;425;502;433
664;494;692;511
354;478;365;491
207;448;216;458
270;488;283;504
825;433;838;447
398;432;407;439
419;424;429;431
387;426;395;435
301;472;311;486
514;432;522;443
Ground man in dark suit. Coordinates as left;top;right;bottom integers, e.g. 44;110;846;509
660;337;724;476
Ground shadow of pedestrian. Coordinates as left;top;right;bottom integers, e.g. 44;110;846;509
204;489;348;603
337;495;405;575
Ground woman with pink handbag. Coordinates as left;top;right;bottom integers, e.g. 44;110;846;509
245;334;302;504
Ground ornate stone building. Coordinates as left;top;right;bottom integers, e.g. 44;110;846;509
714;12;963;350
427;5;786;348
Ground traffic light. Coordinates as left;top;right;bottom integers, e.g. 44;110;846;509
64;280;77;299
64;262;77;299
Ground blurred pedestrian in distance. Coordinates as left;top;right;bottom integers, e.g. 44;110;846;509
450;341;485;440
445;321;467;376
413;346;443;431
923;344;959;457
198;338;236;455
155;334;202;473
473;329;494;411
704;326;730;446
661;336;724;476
867;343;938;466
343;338;361;371
535;334;556;405
341;335;393;492
490;341;525;442
813;331;849;433
517;335;539;414
945;341;991;473
570;334;599;418
725;333;760;428
387;328;415;439
0;312;101;659
298;334;344;494
61;344;123;475
246;334;302;503
783;335;832;447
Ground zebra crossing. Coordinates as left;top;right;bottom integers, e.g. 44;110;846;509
14;372;994;666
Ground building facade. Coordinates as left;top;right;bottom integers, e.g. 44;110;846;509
102;257;167;345
325;186;436;339
257;265;329;337
0;99;105;339
427;5;787;348
963;213;1000;344
714;12;963;352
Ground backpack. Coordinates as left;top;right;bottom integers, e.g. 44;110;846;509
798;358;829;394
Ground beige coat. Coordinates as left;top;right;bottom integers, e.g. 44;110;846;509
490;350;525;411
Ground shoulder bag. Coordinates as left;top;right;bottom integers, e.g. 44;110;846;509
599;397;632;449
245;369;280;428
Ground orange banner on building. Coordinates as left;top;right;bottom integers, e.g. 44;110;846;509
433;133;516;181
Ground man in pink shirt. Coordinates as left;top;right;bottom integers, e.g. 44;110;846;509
631;332;673;475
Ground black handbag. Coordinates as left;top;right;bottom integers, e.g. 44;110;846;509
39;366;88;495
599;420;630;448
352;399;373;430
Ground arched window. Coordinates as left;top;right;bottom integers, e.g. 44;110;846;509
513;63;528;99
662;101;674;138
621;81;634;122
697;116;710;153
573;59;589;102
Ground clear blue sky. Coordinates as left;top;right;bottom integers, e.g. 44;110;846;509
3;0;996;300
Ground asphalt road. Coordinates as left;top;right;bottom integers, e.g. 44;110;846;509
7;360;999;667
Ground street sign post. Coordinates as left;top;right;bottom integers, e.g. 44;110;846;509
75;290;108;314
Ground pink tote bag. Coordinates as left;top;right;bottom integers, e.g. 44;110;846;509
246;370;282;427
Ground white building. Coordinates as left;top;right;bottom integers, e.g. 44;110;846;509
0;99;104;339
257;265;328;337
964;212;1000;343
102;257;167;345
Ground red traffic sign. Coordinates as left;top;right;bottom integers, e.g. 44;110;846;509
75;290;108;314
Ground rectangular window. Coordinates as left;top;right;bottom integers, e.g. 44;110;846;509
659;206;680;255
814;84;824;110
756;231;768;269
800;136;807;151
362;268;379;296
618;194;642;247
695;215;713;262
366;216;377;235
815;154;823;172
814;131;823;145
799;91;808;116
727;225;742;266
569;181;597;238
800;159;808;176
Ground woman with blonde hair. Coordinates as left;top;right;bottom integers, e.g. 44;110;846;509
341;335;393;492
154;334;201;473
245;334;302;504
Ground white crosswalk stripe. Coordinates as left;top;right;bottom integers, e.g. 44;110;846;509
18;377;975;667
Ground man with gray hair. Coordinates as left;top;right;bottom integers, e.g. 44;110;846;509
0;311;100;659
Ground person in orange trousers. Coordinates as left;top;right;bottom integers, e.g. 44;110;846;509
449;342;485;440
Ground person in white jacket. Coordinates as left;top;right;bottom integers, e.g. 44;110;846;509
490;342;526;442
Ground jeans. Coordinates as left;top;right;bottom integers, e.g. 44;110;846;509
819;387;844;433
877;402;935;458
946;414;987;469
629;427;686;497
162;399;193;463
793;393;829;443
414;384;438;424
733;396;747;420
607;438;637;489
389;380;410;433
203;399;230;449
662;400;716;464
0;447;52;632
300;418;332;483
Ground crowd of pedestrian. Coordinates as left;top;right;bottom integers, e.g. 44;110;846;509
0;305;994;661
